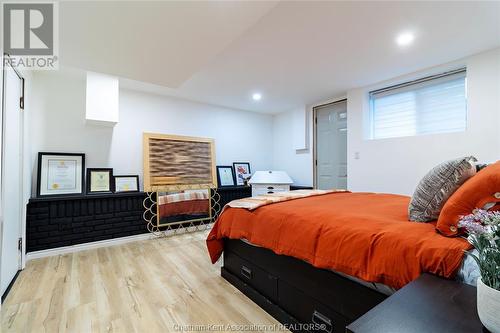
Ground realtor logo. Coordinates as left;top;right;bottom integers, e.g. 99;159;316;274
2;2;58;69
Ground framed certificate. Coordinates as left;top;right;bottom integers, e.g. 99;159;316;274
114;175;139;193
86;168;113;194
216;166;235;187
37;152;85;197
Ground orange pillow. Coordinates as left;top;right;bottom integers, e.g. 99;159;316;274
437;161;500;236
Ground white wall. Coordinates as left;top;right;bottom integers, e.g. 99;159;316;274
348;48;500;195
271;48;500;193
29;69;274;193
85;72;119;125
272;108;314;186
28;47;500;196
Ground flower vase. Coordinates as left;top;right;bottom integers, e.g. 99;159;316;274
477;277;500;333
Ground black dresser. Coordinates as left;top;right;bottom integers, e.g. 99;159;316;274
26;192;147;252
26;185;313;252
347;274;485;333
215;186;251;207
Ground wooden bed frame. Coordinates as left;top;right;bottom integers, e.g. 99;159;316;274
222;239;388;333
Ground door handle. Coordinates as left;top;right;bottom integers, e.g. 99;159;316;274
240;265;252;280
312;310;333;333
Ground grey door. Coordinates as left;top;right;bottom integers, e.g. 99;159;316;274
315;101;347;190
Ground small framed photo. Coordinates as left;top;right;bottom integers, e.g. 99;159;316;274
86;168;114;194
37;152;85;197
216;166;236;187
114;175;140;193
233;162;251;186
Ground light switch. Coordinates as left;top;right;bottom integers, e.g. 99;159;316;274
354;152;360;160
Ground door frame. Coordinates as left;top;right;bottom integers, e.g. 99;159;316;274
0;54;26;294
312;98;347;189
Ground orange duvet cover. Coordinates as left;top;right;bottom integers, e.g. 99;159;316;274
206;192;472;289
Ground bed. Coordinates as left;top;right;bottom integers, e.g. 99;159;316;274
206;191;477;332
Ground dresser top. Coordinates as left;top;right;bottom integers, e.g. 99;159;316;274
347;274;483;333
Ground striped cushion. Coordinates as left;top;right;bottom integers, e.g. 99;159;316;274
409;156;477;222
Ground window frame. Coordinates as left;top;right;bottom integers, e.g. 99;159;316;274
368;68;467;140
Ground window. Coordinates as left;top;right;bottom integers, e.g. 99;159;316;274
369;69;467;139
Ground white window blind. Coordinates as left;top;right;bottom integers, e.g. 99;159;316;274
369;69;467;140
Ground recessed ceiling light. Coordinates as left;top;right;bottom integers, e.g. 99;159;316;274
396;32;415;47
252;93;262;101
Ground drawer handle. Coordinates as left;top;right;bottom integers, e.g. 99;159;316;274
312;310;333;333
267;191;274;194
241;265;252;280
267;186;274;189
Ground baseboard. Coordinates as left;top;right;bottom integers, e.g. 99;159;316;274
26;233;154;261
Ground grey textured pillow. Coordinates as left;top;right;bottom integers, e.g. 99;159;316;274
408;156;477;222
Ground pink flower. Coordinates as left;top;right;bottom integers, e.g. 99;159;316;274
458;209;496;236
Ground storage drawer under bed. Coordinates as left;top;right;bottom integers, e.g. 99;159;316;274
223;247;350;332
224;239;386;317
278;279;349;333
222;239;387;333
224;251;278;303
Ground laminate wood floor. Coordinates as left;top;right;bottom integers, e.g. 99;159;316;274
1;230;283;332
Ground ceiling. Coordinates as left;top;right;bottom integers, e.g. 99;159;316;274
60;1;279;88
60;1;500;114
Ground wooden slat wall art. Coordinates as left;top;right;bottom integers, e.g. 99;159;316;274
143;133;217;192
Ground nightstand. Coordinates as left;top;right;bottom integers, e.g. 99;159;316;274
248;170;293;196
346;274;485;333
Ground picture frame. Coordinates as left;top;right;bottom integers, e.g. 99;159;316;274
86;168;114;194
216;166;236;187
233;162;251;186
37;152;85;197
114;175;140;193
